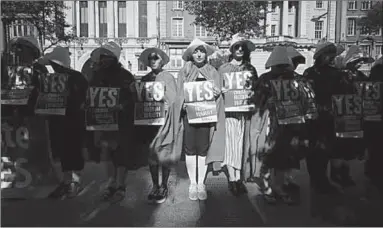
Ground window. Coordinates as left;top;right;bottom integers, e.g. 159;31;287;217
347;18;356;36
288;25;292;36
271;25;276;36
195;25;207;37
347;1;357;10
138;0;147;37
98;1;107;37
316;1;323;9
9;20;36;38
79;1;88;37
361;1;371;10
171;18;184;37
376;45;382;57
173;1;183;10
169;48;184;68
361;45;371;56
314;21;323;39
360;25;370;35
118;1;127;37
271;2;277;12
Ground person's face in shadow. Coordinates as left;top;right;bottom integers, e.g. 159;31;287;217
148;53;163;71
232;43;247;61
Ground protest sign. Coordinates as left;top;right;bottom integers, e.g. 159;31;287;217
85;87;120;131
299;80;318;120
1;66;33;105
134;81;166;125
223;71;255;112
184;80;217;124
35;73;69;115
332;94;363;138
359;81;382;121
270;79;305;125
1;116;57;198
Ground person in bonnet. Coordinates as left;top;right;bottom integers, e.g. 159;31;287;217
42;46;89;199
218;34;258;196
283;46;312;193
303;41;344;195
176;39;225;201
137;48;177;204
1;36;45;118
250;46;303;205
89;41;135;201
331;45;374;187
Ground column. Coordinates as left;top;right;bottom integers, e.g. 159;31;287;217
95;1;99;37
76;1;80;36
299;1;307;38
114;1;118;37
107;1;115;38
135;1;139;37
266;1;272;36
89;1;95;38
127;1;135;37
282;1;289;36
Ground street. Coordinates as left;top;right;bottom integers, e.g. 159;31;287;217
2;160;383;227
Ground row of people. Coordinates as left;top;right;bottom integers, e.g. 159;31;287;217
2;35;382;206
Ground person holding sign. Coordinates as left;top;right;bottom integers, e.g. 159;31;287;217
218;34;258;196
303;41;344;195
88;41;136;202
136;48;177;204
365;56;383;192
250;46;305;204
39;46;89;199
1;36;43;118
176;39;225;201
330;45;373;188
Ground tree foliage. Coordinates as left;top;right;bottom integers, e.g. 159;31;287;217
184;1;267;41
358;2;383;34
1;1;75;53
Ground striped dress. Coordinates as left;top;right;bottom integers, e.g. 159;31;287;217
220;62;258;170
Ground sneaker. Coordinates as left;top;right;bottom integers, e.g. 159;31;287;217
189;184;198;201
48;182;69;199
148;185;160;201
197;184;207;201
155;185;168;204
65;182;84;199
113;186;126;202
100;186;117;201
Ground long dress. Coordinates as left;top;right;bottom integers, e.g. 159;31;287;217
219;62;258;170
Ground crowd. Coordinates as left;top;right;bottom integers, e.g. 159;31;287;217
1;34;382;207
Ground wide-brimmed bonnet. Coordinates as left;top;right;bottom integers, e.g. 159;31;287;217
139;47;170;66
343;45;374;66
265;46;293;69
39;46;71;69
313;41;337;59
229;33;256;53
182;38;216;61
91;41;121;63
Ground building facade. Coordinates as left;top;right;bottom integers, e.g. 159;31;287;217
338;0;382;60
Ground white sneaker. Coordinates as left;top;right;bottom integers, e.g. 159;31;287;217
197;184;207;200
189;184;198;201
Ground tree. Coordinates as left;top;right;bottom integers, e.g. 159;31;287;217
184;1;267;41
1;1;75;53
358;2;383;35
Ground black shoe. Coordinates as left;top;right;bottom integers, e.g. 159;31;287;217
155;185;168;204
113;186;126;202
228;181;239;196
148;185;159;201
65;182;84;199
236;180;248;194
100;186;118;201
48;183;69;199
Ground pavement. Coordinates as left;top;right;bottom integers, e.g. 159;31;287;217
2;160;383;227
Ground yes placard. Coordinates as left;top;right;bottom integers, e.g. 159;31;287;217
35;73;69;115
223;71;254;112
184;80;217;124
85;87;120;131
134;81;166;125
1;66;34;105
270;79;305;125
332;94;363;138
360;81;382;121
